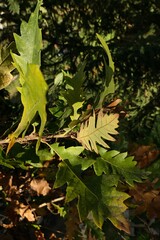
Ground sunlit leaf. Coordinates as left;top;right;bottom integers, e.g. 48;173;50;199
8;64;48;152
77;110;119;153
7;0;47;152
30;178;51;196
50;143;94;171
96;34;115;107
12;0;42;68
70;101;84;121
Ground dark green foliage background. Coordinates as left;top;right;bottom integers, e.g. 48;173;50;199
1;0;160;145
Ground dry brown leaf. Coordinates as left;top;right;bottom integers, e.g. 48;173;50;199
106;98;122;108
65;204;80;240
129;145;160;168
35;229;46;240
129;181;160;219
30;178;51;196
15;203;35;222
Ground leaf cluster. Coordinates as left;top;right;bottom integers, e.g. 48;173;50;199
0;1;152;239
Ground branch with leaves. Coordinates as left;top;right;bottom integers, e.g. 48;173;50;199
0;1;148;238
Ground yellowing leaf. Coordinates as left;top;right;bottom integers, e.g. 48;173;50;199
0;42;16;90
7;1;47;153
77;110;119;153
90;174;130;233
108;214;130;234
8;64;48;152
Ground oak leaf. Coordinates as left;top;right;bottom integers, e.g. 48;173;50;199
7;0;47;153
129;181;160;219
77;111;119;153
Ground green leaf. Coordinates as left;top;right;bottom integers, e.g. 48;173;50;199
8;64;48;151
7;0;20;14
54;72;63;85
51;144;97;220
70;101;84;121
7;1;47;152
96;147;144;186
12;0;42;69
96;34;115;75
37;149;54;162
0;148;15;169
50;143;94;171
55;160;98;220
51;144;130;233
90;175;130;233
97;60;114;108
96;34;115;107
61;61;86;106
77;111;119;153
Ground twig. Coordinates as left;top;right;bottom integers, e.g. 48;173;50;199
0;133;55;146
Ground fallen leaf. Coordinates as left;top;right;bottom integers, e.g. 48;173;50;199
35;229;46;240
65;204;80;240
129;145;160;168
15;203;35;222
129;181;160;219
30;178;51;196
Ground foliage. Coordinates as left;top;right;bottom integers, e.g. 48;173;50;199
8;0;48;152
0;1;160;239
7;0;20;14
77;111;119;153
0;42;16;90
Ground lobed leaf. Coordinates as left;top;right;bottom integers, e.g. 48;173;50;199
61;61;86;107
50;143;94;171
96;34;115;107
92;175;130;233
7;0;47;152
13;0;42;68
77;110;119;153
94;147;145;186
51;144;130;233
